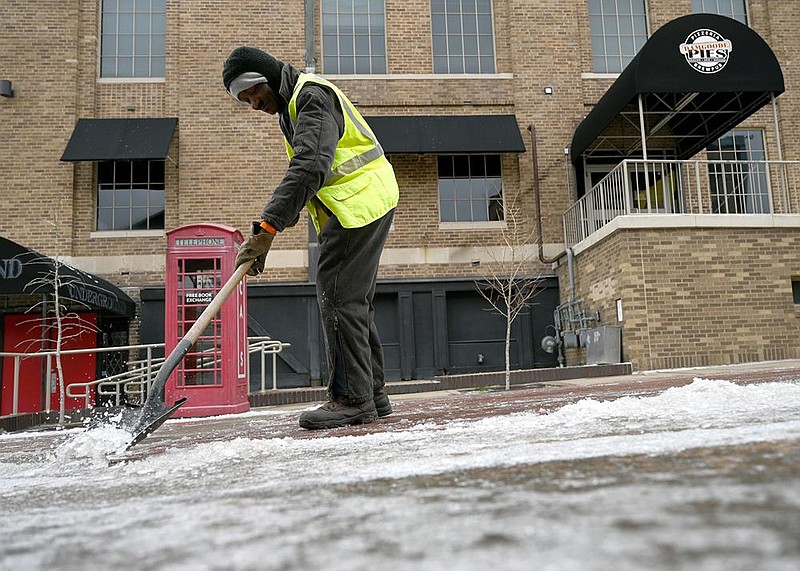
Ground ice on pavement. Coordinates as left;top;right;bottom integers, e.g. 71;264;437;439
2;377;800;571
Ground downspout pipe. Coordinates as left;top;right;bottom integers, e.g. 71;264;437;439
529;125;567;266
304;0;316;73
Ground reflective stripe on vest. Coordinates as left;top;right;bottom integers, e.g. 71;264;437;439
286;74;384;186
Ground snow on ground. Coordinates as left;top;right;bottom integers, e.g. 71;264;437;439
1;378;800;571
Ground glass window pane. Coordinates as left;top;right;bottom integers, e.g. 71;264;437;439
453;155;469;177
432;34;446;55
456;200;471;221
151;34;165;57
135;13;150;33
98;189;113;208
440;201;455;222
477;14;492;33
134;34;150;56
447;14;462;34
439;178;455;200
340;38;354;56
371;56;386;73
370;35;385;56
118;13;134;33
476;0;492;14
478;34;494;56
479;56;494;73
118;34;133;55
431;14;446;34
98;162;114;183
133;58;149;77
355;56;370;73
470;178;487;199
355;34;369;54
339;58;355;74
464;35;478;55
131;207;149;229
464;56;479;73
102;12;117;35
356;13;371;34
454;179;471;199
485;154;501;175
438;155;453;177
152;13;166;35
97;209;113;231
151;56;165;77
323;55;338;73
448;35;463;56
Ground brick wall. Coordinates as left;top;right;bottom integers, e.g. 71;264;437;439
559;226;800;370
2;0;799;370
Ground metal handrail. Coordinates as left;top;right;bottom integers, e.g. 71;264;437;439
0;344;164;415
248;336;290;391
0;337;290;415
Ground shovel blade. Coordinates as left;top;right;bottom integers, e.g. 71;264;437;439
123;397;188;450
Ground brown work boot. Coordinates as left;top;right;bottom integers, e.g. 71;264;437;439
298;397;378;430
373;387;392;417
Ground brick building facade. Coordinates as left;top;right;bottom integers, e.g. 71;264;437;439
1;0;798;381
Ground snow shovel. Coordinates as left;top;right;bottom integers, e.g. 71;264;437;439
117;259;254;450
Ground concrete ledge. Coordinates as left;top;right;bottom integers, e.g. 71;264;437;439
434;363;633;390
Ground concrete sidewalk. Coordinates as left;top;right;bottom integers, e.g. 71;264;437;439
96;358;800;463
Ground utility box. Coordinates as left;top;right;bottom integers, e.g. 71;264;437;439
584;326;622;364
164;223;249;417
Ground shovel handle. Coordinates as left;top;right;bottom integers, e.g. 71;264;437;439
142;260;253;407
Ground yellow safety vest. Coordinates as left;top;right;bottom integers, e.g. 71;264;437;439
285;74;399;233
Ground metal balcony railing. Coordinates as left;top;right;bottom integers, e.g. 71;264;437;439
563;159;800;247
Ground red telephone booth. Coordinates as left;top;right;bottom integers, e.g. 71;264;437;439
164;223;249;417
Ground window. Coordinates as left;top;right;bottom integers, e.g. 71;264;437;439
588;0;648;73
692;0;747;24
431;0;495;74
100;0;166;78
322;0;387;74
97;160;165;230
438;155;504;222
706;130;770;214
793;279;800;305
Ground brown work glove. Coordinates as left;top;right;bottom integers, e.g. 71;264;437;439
235;221;275;276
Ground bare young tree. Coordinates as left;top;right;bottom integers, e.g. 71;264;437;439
17;224;101;427
476;196;545;390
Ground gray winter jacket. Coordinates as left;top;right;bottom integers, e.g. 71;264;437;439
260;64;345;232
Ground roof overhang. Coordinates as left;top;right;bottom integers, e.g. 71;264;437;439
571;14;784;165
0;237;136;317
61;118;178;162
365;115;526;154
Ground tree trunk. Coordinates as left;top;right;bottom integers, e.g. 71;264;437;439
505;313;512;391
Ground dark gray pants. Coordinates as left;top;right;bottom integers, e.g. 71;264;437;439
316;208;395;404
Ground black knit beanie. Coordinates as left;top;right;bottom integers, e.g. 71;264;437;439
223;46;285;102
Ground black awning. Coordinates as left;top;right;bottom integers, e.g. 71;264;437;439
61;117;178;162
0;237;136;317
571;14;784;164
364;115;526;154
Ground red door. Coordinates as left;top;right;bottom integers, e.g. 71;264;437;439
1;313;97;415
1;314;46;415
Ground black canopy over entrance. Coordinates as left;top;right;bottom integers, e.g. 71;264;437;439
571;14;784;179
0;237;135;317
